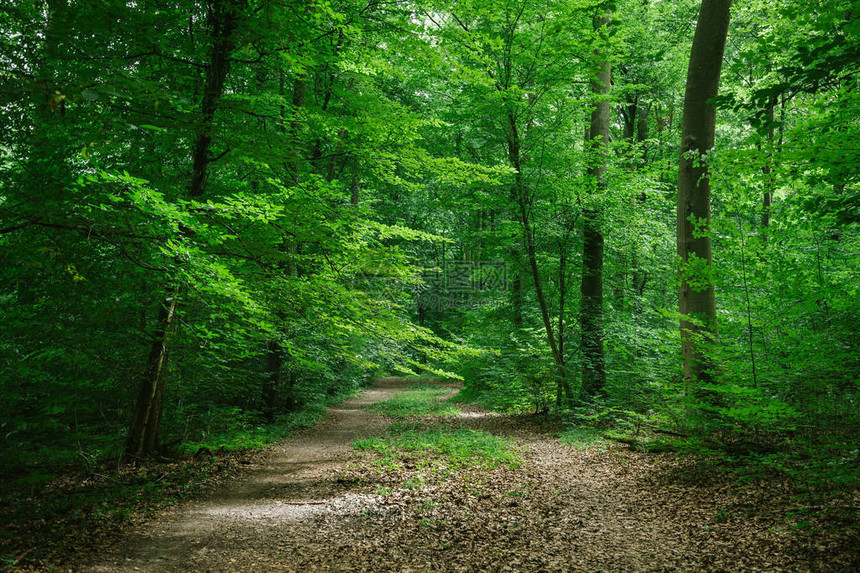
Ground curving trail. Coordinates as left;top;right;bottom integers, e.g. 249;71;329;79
85;378;407;572
82;378;857;572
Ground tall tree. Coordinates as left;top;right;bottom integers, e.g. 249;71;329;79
676;0;732;387
580;9;611;398
127;0;245;460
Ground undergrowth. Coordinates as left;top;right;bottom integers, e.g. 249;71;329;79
0;387;361;570
450;384;537;414
353;422;522;469
368;383;459;418
176;399;341;455
0;454;226;570
558;427;609;450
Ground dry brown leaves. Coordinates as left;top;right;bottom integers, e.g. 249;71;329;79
264;413;859;572
12;382;859;572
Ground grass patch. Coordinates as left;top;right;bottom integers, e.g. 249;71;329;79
177;405;327;455
449;385;522;413
353;423;521;469
559;426;609;450
401;372;454;383
406;380;452;391
368;384;460;419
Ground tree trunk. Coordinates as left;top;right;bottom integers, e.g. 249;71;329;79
506;113;574;405
287;75;307;179
126;295;177;460
630;99;649;306
517;187;574;405
127;0;243;459
556;224;570;407
677;0;732;388
189;0;243;198
511;270;523;329
349;157;361;206
263;69;310;413
761;98;776;236
263;340;283;418
580;12;611;398
623;93;648;171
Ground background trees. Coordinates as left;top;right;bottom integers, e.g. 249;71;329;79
1;0;857;487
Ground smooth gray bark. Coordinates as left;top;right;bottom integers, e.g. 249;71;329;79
676;0;732;387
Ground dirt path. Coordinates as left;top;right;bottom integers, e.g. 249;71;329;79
84;378;407;572
82;379;858;572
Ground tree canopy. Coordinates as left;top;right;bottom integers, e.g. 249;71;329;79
1;0;857;491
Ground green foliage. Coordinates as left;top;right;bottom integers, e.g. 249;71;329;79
176;403;327;455
558;427;608;450
353;423;521;469
0;0;486;474
0;0;857;519
452;331;560;414
368;384;460;418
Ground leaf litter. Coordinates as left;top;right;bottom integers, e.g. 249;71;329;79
8;378;858;572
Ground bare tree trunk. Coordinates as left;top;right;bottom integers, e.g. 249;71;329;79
631;100;649;305
580;12;611;398
127;296;177;459
189;0;243;198
127;0;243;459
677;0;732;388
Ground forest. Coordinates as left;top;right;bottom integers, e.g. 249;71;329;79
1;0;858;569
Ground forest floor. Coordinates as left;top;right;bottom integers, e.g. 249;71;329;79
28;378;860;571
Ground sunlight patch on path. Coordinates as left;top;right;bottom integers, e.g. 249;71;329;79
81;378;405;572
455;410;494;418
197;492;381;521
